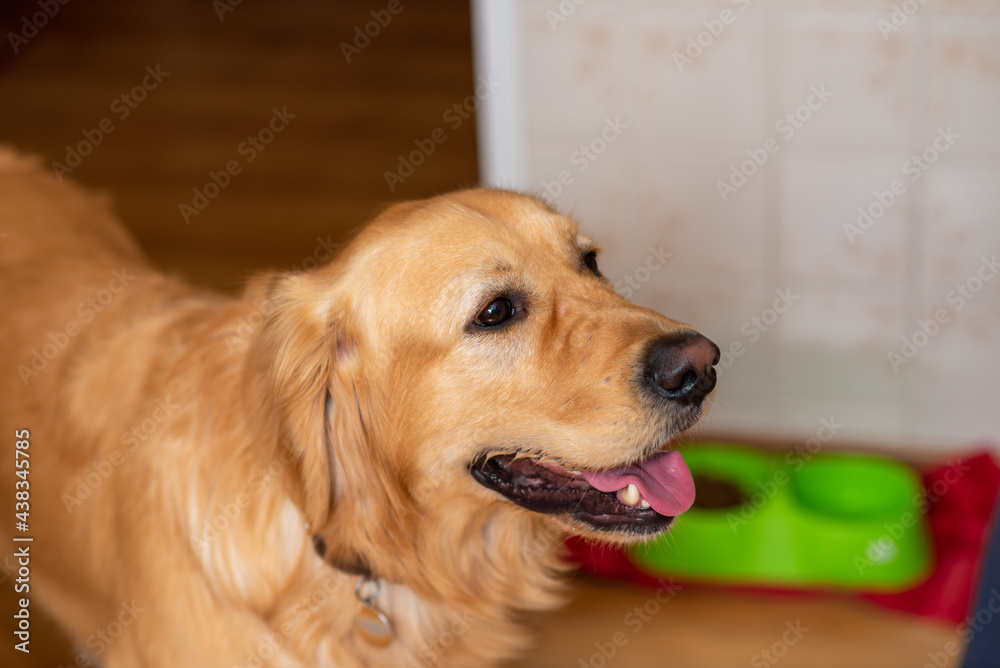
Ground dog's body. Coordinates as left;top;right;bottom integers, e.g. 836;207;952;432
0;149;718;667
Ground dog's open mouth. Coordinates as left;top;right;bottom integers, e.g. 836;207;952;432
470;449;695;535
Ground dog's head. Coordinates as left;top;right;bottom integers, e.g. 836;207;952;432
249;189;718;586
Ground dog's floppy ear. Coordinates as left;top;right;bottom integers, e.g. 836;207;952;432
246;270;359;530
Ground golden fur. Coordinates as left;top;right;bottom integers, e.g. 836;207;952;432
0;148;711;667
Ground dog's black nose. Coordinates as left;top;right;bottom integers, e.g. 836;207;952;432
644;332;720;405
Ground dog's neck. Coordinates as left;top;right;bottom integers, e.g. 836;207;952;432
312;533;380;580
299;502;571;664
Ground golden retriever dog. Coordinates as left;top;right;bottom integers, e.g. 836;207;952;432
0;147;719;667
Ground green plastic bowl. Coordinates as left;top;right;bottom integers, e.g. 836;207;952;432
630;443;932;591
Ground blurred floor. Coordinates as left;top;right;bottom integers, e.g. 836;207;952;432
0;1;964;666
512;578;962;668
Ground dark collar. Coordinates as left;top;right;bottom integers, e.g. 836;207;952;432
312;535;376;579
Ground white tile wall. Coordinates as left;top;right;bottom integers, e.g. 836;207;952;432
922;167;1000;297
631;7;772;152
779;20;916;150
476;0;1000;452
780;148;911;286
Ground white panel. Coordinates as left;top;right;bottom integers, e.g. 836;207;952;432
471;0;530;189
497;0;1000;453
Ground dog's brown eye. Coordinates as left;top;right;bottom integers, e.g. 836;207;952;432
477;298;514;327
584;250;601;277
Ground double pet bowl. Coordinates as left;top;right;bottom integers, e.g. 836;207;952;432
632;443;932;591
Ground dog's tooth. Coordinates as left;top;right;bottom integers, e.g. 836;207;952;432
639;498;651;509
621;483;641;506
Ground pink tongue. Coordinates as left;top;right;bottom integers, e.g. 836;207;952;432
581;450;696;517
